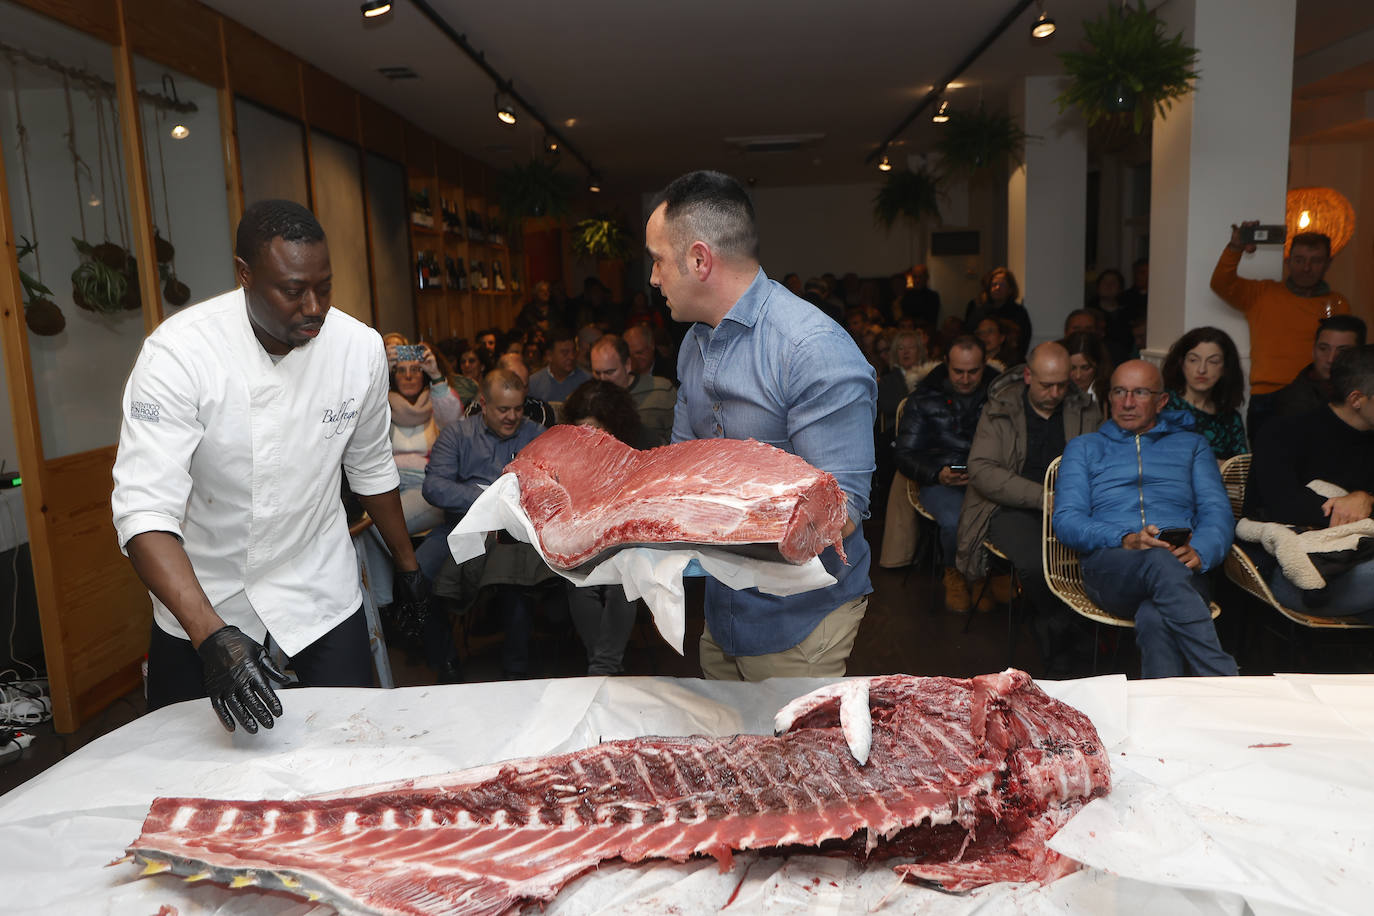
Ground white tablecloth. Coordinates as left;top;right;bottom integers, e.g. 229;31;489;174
0;674;1369;916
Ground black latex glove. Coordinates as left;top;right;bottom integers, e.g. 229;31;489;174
197;625;290;734
393;568;432;645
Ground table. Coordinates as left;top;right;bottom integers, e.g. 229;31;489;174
1;674;1369;915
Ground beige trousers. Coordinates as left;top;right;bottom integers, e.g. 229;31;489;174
699;596;869;681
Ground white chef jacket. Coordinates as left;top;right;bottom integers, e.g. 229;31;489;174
111;287;400;655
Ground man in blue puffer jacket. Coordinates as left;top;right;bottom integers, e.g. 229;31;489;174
1054;360;1239;678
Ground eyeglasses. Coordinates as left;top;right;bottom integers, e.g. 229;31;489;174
1109;387;1163;401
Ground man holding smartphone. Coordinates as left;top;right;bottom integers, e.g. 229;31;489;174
1211;220;1352;440
894;336;994;612
1053;360;1238;678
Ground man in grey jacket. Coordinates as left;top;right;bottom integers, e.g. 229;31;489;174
955;342;1102;675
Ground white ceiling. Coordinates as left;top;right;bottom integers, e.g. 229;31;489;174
200;0;1374;195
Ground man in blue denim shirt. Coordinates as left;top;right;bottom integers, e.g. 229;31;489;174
646;171;876;680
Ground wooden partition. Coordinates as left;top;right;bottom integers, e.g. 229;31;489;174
0;0;525;730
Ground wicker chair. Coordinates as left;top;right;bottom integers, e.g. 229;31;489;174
1040;456;1221;672
1219;453;1372;632
896;395;945;577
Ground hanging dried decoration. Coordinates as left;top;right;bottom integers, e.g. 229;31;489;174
68;80;136;314
150;103;189;306
8;57;65;335
1285;187;1355;257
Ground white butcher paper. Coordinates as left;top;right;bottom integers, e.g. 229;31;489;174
448;472;837;653
4;674;1371;916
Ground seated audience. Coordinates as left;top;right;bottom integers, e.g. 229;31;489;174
1273;315;1366;418
1087;268;1137;364
420;369;552;678
894;335;993;611
463;353;555;427
956;344;1101;674
964;267;1031;360
624;323;672;381
527;327;590;405
562;380;645;674
1061;330;1112;415
1063;308;1098;339
1160;326;1248;461
451;347;485;404
898;264;941;326
1211;221;1351;441
1053;360;1238;678
587;334;677;447
975;316;1015;372
1243;346;1374;621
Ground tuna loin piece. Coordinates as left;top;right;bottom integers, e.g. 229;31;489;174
127;671;1110;915
504;424;848;568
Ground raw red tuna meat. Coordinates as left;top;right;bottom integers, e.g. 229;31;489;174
504;424;848;568
126;670;1110;915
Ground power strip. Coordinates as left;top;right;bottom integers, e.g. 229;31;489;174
9;730;31;749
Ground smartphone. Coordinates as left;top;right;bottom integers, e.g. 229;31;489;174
949;464;968;473
395;344;425;361
1239;224;1286;246
1157;527;1192;547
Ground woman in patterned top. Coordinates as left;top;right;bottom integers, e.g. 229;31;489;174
1161;326;1248;461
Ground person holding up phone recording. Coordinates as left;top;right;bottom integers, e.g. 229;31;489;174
1053;360;1238;678
1211;219;1352;441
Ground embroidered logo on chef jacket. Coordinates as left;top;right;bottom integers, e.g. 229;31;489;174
322;398;360;438
130;400;160;422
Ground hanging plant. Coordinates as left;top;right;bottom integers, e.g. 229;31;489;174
16;237;65;336
873;167;942;232
934;105;1030;177
71;237;130;314
497;158;575;227
572;214;631;261
1054;1;1200;134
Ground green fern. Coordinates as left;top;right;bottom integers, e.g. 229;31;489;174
934;106;1030;177
873;168;942;231
1055;0;1201;133
572;215;631;260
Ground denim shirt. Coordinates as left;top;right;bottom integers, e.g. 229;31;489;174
422;414;545;523
672;268;876;655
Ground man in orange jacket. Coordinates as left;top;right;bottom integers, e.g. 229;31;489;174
1211;219;1351;441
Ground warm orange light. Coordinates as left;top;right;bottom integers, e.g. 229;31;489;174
1285;187;1354;256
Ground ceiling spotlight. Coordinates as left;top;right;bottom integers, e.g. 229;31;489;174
360;1;392;18
932;100;951;123
544;133;560;154
1031;10;1057;39
878;155;892;172
170;123;189;139
494;92;517;126
587;174;602;193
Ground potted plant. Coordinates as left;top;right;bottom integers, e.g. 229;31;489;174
873;167;942;232
572;214;632;302
571;214;632;261
17;237;65;336
71;237;139;314
934;105;1030;178
1054;0;1200;134
498;158;575;230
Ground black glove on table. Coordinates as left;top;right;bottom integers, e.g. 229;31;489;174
393;568;432;645
197;625;290;734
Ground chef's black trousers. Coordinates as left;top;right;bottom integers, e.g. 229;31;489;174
145;607;373;712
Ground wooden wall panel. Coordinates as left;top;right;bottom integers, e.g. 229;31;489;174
437;142;462;187
12;0;118;43
122;0;222;88
359;95;405;163
43;447;150;706
222;18;301;118
302;64;359;143
405;124;434;173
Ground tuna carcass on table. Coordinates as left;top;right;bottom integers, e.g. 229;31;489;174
125;670;1111;916
503;424;849;569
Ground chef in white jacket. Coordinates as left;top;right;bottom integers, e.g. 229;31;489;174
112;200;427;734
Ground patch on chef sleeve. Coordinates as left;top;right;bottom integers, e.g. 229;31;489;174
130;400;161;422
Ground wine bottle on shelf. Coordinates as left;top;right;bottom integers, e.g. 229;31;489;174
509;266;521;293
410;188;433;228
416;251;427;290
452;256;467;291
492;261;507;291
468;258;483;291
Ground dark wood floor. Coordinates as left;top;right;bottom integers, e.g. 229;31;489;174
4;517;1372;796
